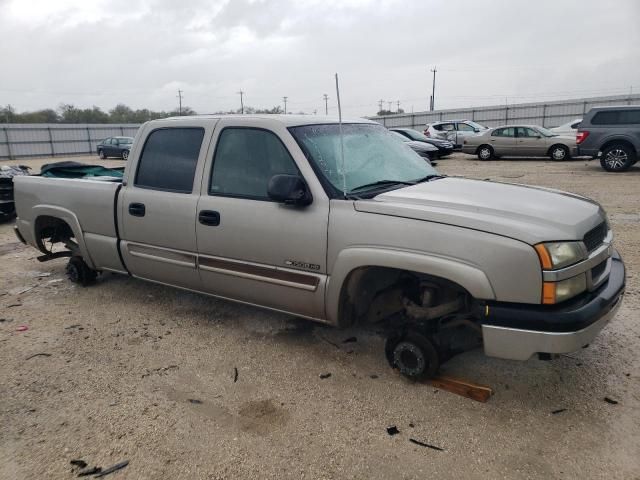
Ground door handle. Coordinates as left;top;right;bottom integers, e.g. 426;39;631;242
128;202;146;217
199;210;220;226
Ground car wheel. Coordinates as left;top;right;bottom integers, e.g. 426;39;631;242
385;330;440;380
477;145;494;160
65;256;97;286
550;145;569;161
600;144;636;172
98;149;106;159
122;150;129;160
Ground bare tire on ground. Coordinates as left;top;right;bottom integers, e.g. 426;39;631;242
385;330;440;380
477;145;493;161
98;149;106;160
549;145;570;161
600;144;636;172
65;256;97;286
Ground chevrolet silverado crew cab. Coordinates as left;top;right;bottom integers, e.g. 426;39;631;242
13;115;625;379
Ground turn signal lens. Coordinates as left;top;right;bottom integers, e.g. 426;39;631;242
534;242;583;270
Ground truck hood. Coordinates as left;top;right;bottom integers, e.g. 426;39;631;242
354;177;604;245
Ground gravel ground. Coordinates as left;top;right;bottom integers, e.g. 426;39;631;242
1;154;639;479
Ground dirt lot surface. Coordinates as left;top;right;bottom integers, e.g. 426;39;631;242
1;154;639;479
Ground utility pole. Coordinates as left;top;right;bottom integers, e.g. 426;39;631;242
237;90;244;114
430;67;437;111
387;101;392;111
378;99;384;113
177;90;183;115
323;94;329;115
283;96;288;114
396;100;400;112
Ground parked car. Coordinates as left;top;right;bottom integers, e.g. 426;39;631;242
14;115;625;380
391;131;438;161
551;118;582;136
97;136;134;160
461;125;577;161
424;120;488;149
389;128;454;157
576;106;640;172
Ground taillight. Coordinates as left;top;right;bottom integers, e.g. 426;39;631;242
576;130;589;144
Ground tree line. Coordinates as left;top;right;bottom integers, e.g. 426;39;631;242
1;103;294;124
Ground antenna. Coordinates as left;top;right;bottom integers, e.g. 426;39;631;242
335;73;346;197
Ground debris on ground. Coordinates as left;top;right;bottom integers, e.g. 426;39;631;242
15;285;36;295
409;438;444;451
77;466;101;476
64;324;82;330
369;374;379;379
604;397;619;405
342;336;357;343
551;408;567;415
94;460;129;477
409;423;415;428
188;399;203;404
386;426;400;436
69;459;87;469
429;375;493;402
7;303;22;308
25;353;51;360
16;325;29;332
319;373;331;379
233;367;238;383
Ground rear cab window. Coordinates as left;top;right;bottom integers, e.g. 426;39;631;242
135;127;205;193
591;109;640;125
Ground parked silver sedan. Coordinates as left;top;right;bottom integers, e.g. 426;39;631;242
461;125;577;161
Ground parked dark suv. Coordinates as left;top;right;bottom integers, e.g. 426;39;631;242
577;106;640;172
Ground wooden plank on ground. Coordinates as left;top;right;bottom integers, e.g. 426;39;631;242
428;375;494;403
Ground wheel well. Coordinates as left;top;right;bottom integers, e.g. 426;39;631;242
547;143;569;155
34;215;78;255
475;144;492;154
600;139;637;155
338;266;472;327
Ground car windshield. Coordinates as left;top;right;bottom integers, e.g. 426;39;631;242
289;123;438;195
399;129;430;141
535;126;557;137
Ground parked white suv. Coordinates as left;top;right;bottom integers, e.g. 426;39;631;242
424;120;488;149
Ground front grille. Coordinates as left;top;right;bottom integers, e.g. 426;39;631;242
591;260;607;279
583;222;607;252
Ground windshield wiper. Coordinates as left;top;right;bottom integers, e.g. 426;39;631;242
349;179;415;193
412;174;446;183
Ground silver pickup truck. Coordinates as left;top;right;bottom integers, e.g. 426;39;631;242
13;115;625;379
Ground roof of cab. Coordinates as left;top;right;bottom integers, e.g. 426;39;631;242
150;114;376;128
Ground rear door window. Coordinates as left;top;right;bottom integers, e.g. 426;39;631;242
135;127;204;193
492;128;515;137
457;123;475;132
439;123;455;131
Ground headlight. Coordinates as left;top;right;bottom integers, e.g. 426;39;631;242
542;273;587;304
534;241;584;270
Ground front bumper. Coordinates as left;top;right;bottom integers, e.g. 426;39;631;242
481;252;625;360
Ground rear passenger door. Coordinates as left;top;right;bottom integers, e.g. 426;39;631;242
489;127;516;155
195;121;329;319
455;122;476;147
437;123;456;143
119;122;216;290
515;127;543;156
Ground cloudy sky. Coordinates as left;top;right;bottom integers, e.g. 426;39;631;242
1;0;639;116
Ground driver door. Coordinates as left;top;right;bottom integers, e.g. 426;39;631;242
196;122;329;319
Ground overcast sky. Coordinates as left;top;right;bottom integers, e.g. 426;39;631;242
1;0;639;116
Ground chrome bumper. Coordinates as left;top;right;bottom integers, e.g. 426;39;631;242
482;294;622;361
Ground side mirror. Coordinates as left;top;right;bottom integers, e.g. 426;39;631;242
267;174;312;206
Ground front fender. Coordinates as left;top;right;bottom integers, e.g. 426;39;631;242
325;247;495;326
30;205;95;269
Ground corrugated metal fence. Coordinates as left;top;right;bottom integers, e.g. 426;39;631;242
0;124;140;159
369;94;640;130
